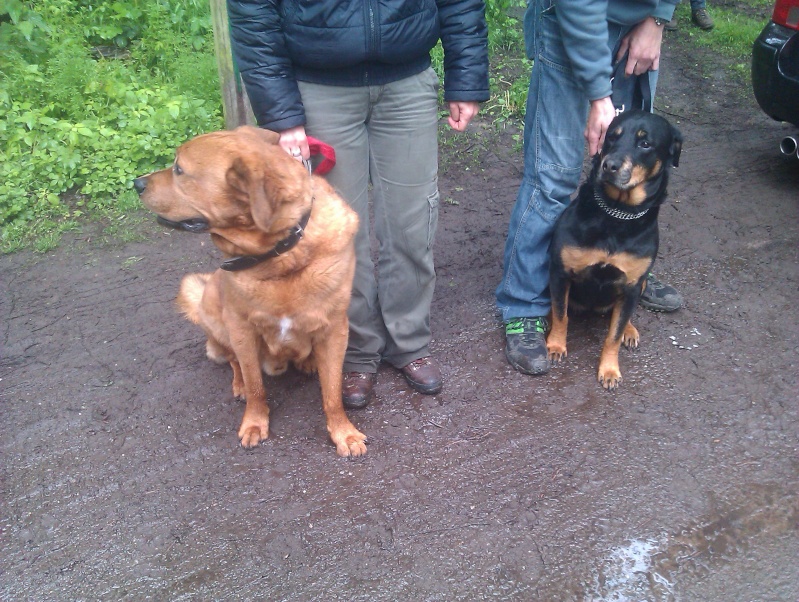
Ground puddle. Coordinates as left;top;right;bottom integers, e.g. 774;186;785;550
590;538;675;601
585;485;797;601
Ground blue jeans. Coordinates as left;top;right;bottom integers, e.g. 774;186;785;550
495;0;658;321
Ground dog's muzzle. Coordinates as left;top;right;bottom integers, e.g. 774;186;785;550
156;216;210;233
600;155;633;188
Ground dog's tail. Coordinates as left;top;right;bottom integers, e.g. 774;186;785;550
176;273;210;324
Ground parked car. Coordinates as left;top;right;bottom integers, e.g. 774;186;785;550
751;0;799;157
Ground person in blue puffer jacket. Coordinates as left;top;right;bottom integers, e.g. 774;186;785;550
228;0;489;408
496;0;685;378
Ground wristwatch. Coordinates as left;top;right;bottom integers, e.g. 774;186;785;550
652;16;668;26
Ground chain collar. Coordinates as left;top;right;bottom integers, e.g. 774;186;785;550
593;187;650;220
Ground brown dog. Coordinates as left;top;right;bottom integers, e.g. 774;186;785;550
133;126;367;456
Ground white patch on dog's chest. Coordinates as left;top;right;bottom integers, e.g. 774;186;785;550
278;317;293;340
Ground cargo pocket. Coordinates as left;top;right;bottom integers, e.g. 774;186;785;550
427;188;440;249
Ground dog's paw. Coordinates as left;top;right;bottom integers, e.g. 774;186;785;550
547;341;568;363
332;428;368;457
238;419;269;449
598;366;622;390
206;340;229;364
294;356;317;374
622;323;640;349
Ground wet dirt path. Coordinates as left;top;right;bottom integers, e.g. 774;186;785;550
2;42;798;600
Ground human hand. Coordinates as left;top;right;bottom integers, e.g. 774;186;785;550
584;97;617;156
279;126;309;161
616;17;664;76
448;101;480;131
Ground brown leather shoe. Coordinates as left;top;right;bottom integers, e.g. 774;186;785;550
691;8;714;30
400;357;443;395
342;372;374;409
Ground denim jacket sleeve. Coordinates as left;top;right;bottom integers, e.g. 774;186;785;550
555;0;613;102
227;0;306;131
555;0;679;102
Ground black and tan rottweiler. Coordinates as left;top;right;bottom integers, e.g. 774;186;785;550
546;110;683;389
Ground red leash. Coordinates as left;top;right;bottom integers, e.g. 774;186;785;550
306;136;336;175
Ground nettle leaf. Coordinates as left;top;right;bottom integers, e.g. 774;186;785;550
16;20;34;41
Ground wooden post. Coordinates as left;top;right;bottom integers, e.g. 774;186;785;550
210;0;256;129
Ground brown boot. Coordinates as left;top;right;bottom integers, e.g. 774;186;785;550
691;8;714;30
342;372;374;409
400;357;443;395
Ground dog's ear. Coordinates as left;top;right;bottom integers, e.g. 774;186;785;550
670;124;683;168
226;156;274;230
226;146;311;232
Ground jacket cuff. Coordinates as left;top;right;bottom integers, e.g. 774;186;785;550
653;1;678;21
256;115;306;132
443;89;491;103
587;82;613;103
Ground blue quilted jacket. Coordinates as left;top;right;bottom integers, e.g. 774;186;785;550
227;0;490;131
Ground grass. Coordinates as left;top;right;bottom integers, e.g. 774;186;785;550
668;0;773;76
692;14;763;61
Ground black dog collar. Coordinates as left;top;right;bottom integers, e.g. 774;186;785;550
220;203;312;272
593;188;649;220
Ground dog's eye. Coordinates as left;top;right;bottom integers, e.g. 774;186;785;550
639;140;652;149
173;163;184;176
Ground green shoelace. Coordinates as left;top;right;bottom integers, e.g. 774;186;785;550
505;317;547;335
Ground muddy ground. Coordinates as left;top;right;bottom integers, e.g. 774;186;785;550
2;24;798;602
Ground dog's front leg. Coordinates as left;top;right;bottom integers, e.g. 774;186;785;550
315;318;367;457
229;327;270;448
597;290;638;389
546;271;571;363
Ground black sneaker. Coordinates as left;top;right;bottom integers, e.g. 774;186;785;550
639;273;683;312
504;317;550;375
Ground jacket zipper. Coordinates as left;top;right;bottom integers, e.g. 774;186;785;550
365;0;377;85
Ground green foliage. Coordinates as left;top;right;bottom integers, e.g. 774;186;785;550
1;0;222;251
432;0;528;122
0;0;51;63
482;0;529;123
485;0;525;51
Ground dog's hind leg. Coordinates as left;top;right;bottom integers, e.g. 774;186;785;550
230;359;245;400
176;273;211;324
206;338;228;364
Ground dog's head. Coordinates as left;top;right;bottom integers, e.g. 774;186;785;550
133;126;311;254
597;110;683;206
